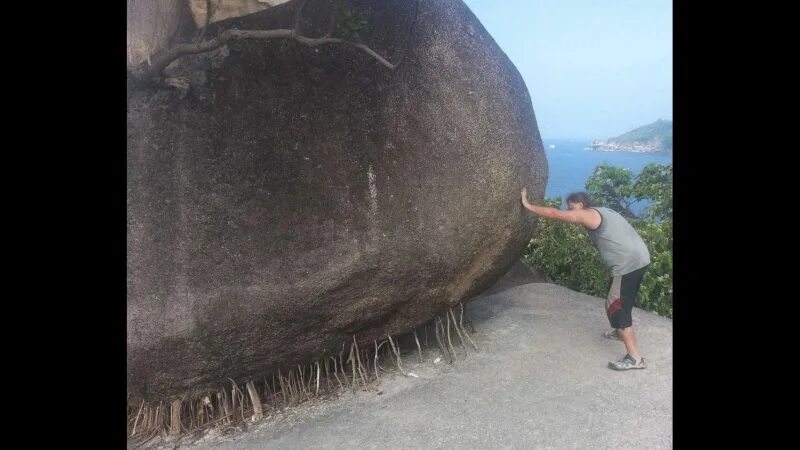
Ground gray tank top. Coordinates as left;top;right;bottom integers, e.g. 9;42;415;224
587;207;650;276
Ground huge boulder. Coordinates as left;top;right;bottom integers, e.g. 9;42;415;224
127;0;547;401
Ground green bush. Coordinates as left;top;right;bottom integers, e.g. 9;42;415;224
632;220;672;317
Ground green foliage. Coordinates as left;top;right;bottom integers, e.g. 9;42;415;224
584;165;636;217
337;8;368;40
524;163;673;318
585;162;672;222
631;220;672;317
631;163;672;221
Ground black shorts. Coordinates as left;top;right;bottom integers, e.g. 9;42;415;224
605;265;649;329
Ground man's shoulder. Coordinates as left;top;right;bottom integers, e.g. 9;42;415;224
593;206;620;219
586;207;605;219
582;207;603;229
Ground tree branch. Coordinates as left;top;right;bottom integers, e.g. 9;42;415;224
130;26;396;82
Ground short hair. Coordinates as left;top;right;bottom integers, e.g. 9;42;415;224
566;192;592;207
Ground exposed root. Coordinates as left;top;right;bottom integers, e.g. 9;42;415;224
445;312;458;361
246;380;263;421
316;362;321;396
170;399;182;436
324;358;332;390
218;390;231;425
332;357;344;390
230;378;246;421
449;308;468;357
278;370;288;406
461;322;480;351
353;335;369;387
374;340;381;381
414;329;423;363
375;339;389;373
128;304;483;443
462;302;477;333
387;334;408;376
298;364;306;398
347;342;356;391
131;399;145;437
434;316;452;363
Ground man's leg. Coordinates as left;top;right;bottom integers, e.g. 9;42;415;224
602;276;622;340
605;276;621;325
617;326;641;360
616;265;649;362
607;265;649;370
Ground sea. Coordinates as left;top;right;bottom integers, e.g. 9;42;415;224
542;138;673;216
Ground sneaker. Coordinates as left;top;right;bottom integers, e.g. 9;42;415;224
608;354;647;370
602;329;621;340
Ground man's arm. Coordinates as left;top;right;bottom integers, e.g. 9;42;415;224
520;188;589;226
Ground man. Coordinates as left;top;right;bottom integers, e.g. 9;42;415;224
520;188;650;370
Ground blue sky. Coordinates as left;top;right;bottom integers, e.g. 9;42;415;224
462;0;672;140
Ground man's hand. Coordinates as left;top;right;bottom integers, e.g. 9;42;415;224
520;189;597;228
521;188;532;209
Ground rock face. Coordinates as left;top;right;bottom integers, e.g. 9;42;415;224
188;0;289;27
127;0;196;68
127;0;547;401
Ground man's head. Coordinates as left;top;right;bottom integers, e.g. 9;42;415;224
566;192;592;210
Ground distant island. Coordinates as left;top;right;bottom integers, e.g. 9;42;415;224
591;119;672;153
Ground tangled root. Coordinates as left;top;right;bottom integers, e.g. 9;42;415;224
127;302;479;444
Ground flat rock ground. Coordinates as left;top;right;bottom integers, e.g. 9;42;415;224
143;261;672;449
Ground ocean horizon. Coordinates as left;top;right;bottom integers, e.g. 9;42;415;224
541;138;672;216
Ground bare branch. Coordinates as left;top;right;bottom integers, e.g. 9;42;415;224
350;42;395;69
132;26;396;82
